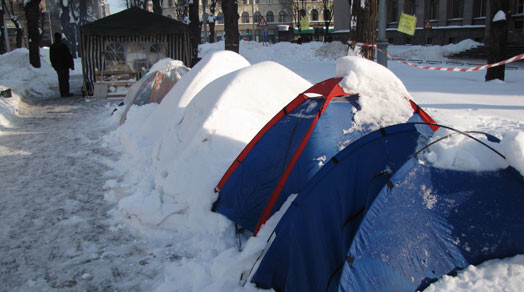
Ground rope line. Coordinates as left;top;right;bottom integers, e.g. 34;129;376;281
348;41;524;72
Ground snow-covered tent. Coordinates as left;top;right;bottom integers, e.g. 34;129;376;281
79;7;191;95
118;60;190;124
212;77;436;235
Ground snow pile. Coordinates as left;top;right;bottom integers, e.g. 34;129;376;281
501;131;524;176
493;10;507;22
423;255;524;292
420;129;524;177
422;129;508;171
199;40;348;64
336;56;414;131
388;39;481;61
0;90;22;129
0;48;82;99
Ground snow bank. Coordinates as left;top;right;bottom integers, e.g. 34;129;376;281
0;48;82;99
423;255;524;292
199;40;348;64
388;39;481;61
0;90;22;129
336;56;414;131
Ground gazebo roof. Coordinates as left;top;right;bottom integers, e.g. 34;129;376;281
80;7;188;35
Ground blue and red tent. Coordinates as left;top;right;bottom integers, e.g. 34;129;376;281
212;77;436;235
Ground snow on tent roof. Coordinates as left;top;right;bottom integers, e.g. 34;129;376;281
339;157;524;292
80;7;188;35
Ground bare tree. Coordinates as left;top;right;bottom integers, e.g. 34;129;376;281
4;0;24;48
290;0;306;39
485;0;509;81
222;0;238;52
188;0;200;63
0;1;6;53
322;0;333;41
208;0;216;43
349;0;378;60
152;0;162;14
24;0;42;67
59;0;78;57
174;0;189;21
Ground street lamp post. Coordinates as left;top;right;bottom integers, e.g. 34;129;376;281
377;0;388;67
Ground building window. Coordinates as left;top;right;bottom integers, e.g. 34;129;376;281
243;0;249;4
299;9;307;18
256;0;260;4
254;11;262;24
267;0;272;3
168;0;173;7
242;12;250;23
447;0;463;18
473;0;486;17
311;9;319;21
279;10;286;22
388;0;398;22
404;0;415;15
266;11;274;23
518;0;524;14
218;13;224;24
426;0;439;20
104;43;125;63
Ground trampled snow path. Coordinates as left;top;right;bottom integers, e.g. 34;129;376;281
0;97;169;291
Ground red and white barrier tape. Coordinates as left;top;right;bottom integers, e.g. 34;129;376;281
348;41;524;72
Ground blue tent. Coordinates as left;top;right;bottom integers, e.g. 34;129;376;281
212;78;436;235
251;123;431;292
250;127;524;292
338;157;524;292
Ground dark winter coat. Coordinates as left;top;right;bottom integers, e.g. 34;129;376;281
50;40;74;70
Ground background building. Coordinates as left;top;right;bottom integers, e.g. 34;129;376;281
162;0;334;43
335;0;524;46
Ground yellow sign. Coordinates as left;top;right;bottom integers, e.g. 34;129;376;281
398;13;417;36
300;17;310;31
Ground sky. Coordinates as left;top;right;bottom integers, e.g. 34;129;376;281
1;40;524;291
108;0;126;14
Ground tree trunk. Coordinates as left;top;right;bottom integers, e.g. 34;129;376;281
188;0;200;64
222;0;239;52
350;0;378;60
152;0;162;14
25;0;41;68
209;21;216;43
209;0;216;43
485;0;509;81
6;0;24;48
323;7;332;42
0;5;6;54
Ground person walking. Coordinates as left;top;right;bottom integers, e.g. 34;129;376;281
50;33;74;97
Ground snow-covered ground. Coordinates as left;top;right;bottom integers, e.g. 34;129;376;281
1;40;523;292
